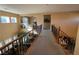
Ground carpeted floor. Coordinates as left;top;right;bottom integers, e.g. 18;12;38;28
26;30;65;55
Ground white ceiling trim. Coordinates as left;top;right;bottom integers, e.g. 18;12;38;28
0;4;79;15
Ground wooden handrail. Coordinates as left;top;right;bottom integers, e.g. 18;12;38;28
59;28;75;40
52;25;75;54
0;24;42;55
59;30;69;37
0;30;32;51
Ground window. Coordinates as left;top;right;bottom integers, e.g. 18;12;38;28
10;17;17;23
0;16;10;23
0;16;17;23
22;17;29;28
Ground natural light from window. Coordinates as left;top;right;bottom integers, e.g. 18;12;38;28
0;16;10;23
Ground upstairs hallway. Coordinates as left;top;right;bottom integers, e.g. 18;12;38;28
26;30;65;55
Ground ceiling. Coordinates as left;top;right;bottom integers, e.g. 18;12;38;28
0;4;79;15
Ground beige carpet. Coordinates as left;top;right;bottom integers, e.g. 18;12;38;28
26;30;65;55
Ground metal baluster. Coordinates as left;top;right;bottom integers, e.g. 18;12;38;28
4;47;7;54
8;46;10;54
1;49;3;55
16;39;20;55
14;40;17;55
23;36;26;53
21;37;24;54
19;38;21;54
20;37;22;54
16;40;20;55
12;42;15;55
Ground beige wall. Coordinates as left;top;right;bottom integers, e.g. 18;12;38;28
74;25;79;55
0;11;21;41
21;12;79;39
52;12;79;39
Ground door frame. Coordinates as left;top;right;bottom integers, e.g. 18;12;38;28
43;15;51;30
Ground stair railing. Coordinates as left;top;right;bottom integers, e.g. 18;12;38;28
0;30;33;55
52;25;75;54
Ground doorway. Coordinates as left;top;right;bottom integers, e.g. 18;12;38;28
44;15;51;30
